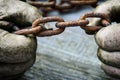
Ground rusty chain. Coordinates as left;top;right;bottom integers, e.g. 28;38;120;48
26;0;97;13
14;12;110;37
80;12;110;32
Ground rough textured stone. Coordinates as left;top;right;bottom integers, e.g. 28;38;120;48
97;48;120;68
95;24;120;51
95;24;120;79
0;29;36;63
101;64;120;79
0;0;43;79
91;0;120;79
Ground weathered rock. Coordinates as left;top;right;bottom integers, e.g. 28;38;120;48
97;48;120;68
95;24;120;79
88;0;120;79
0;0;42;79
101;63;120;79
0;29;37;63
95;24;120;51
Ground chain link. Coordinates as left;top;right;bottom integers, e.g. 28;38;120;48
14;16;65;37
70;0;97;5
14;16;89;36
80;12;110;32
27;0;97;13
27;0;55;7
14;12;110;37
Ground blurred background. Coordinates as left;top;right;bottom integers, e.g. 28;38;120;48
22;0;110;80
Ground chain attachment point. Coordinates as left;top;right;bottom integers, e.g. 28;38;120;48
80;12;111;32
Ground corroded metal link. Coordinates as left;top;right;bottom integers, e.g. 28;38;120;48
32;16;65;37
49;0;74;11
32;16;90;36
27;0;55;7
15;16;65;37
80;12;110;26
35;28;65;37
80;12;110;31
80;12;110;22
14;12;110;37
14;16;90;37
14;26;43;35
70;0;97;5
54;4;73;10
27;0;97;13
81;26;102;31
56;20;89;28
32;16;64;28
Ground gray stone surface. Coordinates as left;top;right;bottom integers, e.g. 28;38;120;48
20;1;111;80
